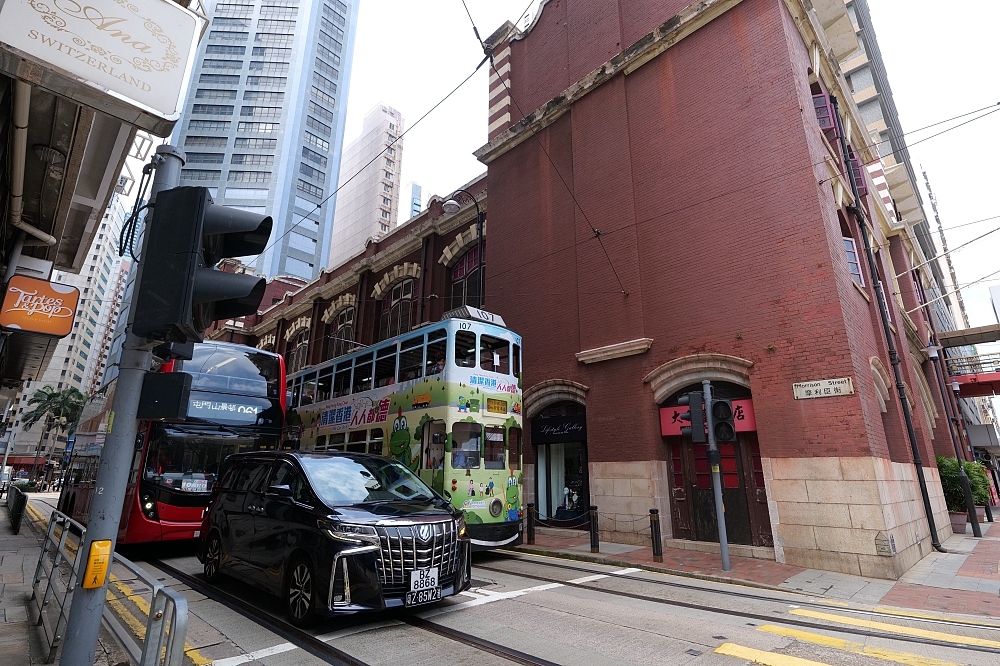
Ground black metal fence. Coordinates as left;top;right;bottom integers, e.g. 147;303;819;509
525;504;666;558
6;484;27;534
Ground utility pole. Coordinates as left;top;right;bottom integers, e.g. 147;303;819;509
922;167;970;328
703;380;731;571
61;145;185;666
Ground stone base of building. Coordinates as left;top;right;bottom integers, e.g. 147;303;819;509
662;538;776;561
589;460;671;547
765;456;952;580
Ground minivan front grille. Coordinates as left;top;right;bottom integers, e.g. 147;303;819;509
374;521;459;594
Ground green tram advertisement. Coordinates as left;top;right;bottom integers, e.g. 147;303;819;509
285;307;524;548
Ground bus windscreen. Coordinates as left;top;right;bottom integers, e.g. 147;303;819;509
144;426;269;493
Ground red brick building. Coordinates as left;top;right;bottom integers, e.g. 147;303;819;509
212;0;977;578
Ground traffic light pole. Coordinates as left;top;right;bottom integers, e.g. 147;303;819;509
703;380;731;571
61;145;185;666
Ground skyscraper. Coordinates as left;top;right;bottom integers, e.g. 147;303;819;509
327;104;404;270
401;181;424;222
173;0;359;280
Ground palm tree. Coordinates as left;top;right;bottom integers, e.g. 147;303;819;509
21;386;86;483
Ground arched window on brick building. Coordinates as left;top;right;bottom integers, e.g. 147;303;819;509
287;329;310;374
325;307;355;360
450;245;482;310
378;278;415;341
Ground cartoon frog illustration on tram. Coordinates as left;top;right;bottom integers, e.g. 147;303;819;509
504;472;520;522
389;408;417;471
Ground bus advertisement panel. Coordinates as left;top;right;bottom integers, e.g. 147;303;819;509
287;309;523;548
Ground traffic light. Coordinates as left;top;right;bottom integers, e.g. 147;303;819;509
677;392;706;443
711;399;737;442
132;187;271;344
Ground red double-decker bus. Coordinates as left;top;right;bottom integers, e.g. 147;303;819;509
59;342;286;544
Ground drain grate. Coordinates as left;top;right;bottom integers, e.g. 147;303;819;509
712;636;727;640
685;649;702;656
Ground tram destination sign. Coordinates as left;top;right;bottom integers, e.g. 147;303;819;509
792;377;855;400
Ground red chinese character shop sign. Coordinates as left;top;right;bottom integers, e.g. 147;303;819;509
660;399;757;437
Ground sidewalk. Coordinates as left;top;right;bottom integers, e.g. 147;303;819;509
0;492;128;666
515;520;1000;618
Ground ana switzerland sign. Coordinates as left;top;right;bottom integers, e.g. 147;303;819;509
660;399;756;437
0;276;79;337
0;0;201;120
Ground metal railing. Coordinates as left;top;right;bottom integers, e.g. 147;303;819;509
6;484;27;533
29;509;189;666
946;352;1000;376
29;511;86;662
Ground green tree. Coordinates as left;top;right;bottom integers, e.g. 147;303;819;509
21;385;86;482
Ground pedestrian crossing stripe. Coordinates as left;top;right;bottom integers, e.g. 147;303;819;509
715;643;831;665
757;624;962;666
789;608;1000;649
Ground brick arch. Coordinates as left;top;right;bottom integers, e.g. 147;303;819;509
870;357;892;413
523;379;588;419
438;222;486;268
643;353;754;405
371;262;421;300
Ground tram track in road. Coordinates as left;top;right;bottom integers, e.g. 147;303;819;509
474;553;1000;656
487;551;1000;632
149;558;560;666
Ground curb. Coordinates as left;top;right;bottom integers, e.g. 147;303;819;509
505;545;790;593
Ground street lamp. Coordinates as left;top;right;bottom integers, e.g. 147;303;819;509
442;189;484;308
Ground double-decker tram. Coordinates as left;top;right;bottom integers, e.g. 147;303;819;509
59;342;286;544
286;306;524;548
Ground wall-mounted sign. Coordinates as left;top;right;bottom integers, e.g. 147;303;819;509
792;377;855;399
531;414;586;444
0;0;202;120
486;398;508;414
660;399;757;437
0;275;79;337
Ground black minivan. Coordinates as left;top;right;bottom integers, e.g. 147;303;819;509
198;451;471;624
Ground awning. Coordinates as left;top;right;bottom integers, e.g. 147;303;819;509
938;324;1000;348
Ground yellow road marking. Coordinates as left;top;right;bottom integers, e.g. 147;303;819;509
815;599;849;607
26;501;210;665
873;606;1000;628
715;642;831;665
789;608;1000;648
758;625;962;666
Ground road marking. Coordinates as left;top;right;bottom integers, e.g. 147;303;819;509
789;609;1000;648
419;582;564;618
815;599;850;607
758;624;963;665
567;574;609;584
715;642;831;665
872;606;1000;628
610;567;641;575
209;642;297;666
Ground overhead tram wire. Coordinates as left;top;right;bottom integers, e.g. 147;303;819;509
253;54;493;261
255;0;540;264
478;102;1000;287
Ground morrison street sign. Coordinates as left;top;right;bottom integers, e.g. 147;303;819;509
0;0;203;126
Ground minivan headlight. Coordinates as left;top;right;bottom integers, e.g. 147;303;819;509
456;514;467;539
319;521;378;546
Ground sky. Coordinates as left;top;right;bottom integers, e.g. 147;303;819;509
340;1;1000;393
341;1;542;216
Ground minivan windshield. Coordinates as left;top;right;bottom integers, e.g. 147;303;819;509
299;454;437;506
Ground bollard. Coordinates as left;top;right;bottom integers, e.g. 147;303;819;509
649;508;663;562
526;503;535;544
986;503;995;523
589;505;599;553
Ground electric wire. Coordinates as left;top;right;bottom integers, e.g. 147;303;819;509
459;0;629;296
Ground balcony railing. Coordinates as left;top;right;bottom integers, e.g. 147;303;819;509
946;353;1000;376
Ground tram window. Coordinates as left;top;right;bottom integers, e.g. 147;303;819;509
484;426;506;469
426;329;447;376
452;422;481;469
480;335;509;373
399;335;424;382
455;331;477;367
369;428;384;454
374;345;397;388
301;372;317;406
317;367;333;402
291;377;302;408
353;353;374;393
329;432;346;446
508;427;522;470
315;435;327;451
333;360;352;398
349;429;367;443
512;344;521;378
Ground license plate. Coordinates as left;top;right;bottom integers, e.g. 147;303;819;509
410;566;438;592
181;479;208;492
405;587;442;607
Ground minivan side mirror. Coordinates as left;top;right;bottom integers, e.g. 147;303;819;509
266;484;293;498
